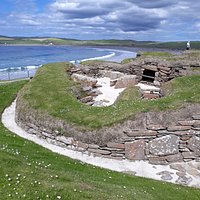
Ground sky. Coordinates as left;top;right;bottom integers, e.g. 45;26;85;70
0;0;200;41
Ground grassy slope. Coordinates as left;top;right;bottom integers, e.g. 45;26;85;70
1;82;200;200
2;36;200;49
20;62;200;129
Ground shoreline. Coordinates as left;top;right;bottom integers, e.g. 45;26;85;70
0;46;137;80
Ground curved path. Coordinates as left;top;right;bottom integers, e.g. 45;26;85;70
2;100;200;188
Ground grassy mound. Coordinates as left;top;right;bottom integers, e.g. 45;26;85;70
18;62;200;129
1;81;200;199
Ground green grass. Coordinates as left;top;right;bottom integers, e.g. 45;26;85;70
1;81;200;199
18;62;200;130
80;60;107;65
121;58;136;64
141;51;174;57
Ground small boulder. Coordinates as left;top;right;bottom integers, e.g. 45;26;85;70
115;75;138;89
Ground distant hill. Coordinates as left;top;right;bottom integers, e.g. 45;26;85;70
0;35;200;50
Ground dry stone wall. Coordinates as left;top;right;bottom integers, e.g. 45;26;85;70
16;102;200;165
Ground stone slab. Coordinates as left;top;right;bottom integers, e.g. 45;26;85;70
167;126;191;131
148;135;179;156
126;130;157;137
107;142;125;149
125;140;145;160
88;148;111;155
187;136;200;156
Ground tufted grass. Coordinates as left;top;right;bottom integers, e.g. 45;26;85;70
1;81;200;199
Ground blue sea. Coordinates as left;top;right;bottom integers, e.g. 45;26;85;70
0;46;116;71
0;46;135;80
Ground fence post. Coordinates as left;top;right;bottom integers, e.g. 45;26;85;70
8;72;10;80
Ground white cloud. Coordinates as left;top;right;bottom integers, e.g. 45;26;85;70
1;0;200;40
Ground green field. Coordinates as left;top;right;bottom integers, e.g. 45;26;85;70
1;81;200;199
1;35;200;49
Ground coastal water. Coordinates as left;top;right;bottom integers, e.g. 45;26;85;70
0;46;136;80
0;46;116;71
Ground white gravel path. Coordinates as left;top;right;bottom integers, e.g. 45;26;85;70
2;100;200;188
93;77;125;106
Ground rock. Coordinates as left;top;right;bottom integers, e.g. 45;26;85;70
147;124;166;130
80;96;93;103
110;80;117;87
104;71;124;80
143;65;158;72
186;168;200;177
192;115;200;120
153;80;161;87
176;172;186;177
71;73;97;87
149;157;168;165
187;136;200;156
165;154;183;162
82;86;92;92
143;93;160;99
111;153;125;157
176;176;193;186
56;136;73;145
182;152;196;159
28;128;38;135
170;164;186;173
180;136;192;141
193;120;200;128
76;141;89;149
101;147;124;151
172;130;197;136
178;120;195;126
167;126;191;131
148;135;179;156
107;142;125;149
156;171;173;181
88;144;100;149
115;75;138;89
125;140;145;160
88;148;111;155
126;130;157;137
157;65;171;71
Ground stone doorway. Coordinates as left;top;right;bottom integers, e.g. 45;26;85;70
142;69;156;82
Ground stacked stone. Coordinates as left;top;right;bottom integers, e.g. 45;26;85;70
122;114;200;164
140;87;161;99
127;58;200;85
23;114;200;164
